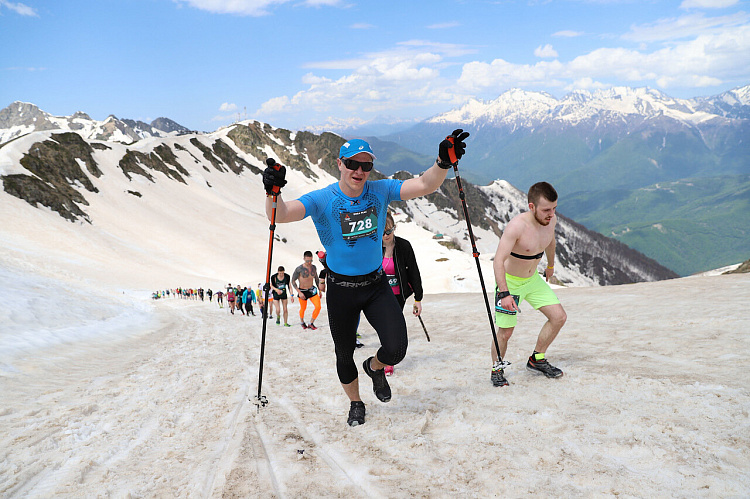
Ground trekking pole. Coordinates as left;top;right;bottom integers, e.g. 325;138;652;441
446;143;508;369
254;158;284;408
417;315;431;342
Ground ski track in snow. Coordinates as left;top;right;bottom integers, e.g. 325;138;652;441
1;275;750;497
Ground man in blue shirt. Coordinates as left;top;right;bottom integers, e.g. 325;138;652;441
263;130;469;426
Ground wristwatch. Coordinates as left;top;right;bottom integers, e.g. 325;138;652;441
497;290;511;299
436;157;454;169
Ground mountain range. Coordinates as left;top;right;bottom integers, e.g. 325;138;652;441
359;85;750;275
0;101;191;145
4;84;747;276
0;104;677;289
377;85;750;189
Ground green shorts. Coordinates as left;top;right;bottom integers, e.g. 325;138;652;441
495;272;560;329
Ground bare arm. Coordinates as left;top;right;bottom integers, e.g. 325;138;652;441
291;267;301;294
265;195;306;223
399;161;451;201
312;265;320;289
544;235;556;282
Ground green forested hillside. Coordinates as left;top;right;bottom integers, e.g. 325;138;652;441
561;175;750;275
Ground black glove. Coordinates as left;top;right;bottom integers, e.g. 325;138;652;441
437;129;470;169
262;158;287;195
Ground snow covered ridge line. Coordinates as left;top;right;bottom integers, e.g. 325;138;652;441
0;121;677;286
0;101;192;146
427;84;750;126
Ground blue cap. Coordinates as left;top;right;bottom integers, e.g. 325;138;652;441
339;139;376;160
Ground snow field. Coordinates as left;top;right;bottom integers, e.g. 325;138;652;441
3;274;747;497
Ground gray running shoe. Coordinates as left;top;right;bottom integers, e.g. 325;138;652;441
362;356;391;402
526;356;563;378
347;401;366;426
491;368;509;387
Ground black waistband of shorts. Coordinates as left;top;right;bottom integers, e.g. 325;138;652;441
327;268;383;284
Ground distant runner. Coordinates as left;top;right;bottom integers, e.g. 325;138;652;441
242;286;256;316
226;284;236;315
292;251;322;330
491;181;567;387
271;266;293;326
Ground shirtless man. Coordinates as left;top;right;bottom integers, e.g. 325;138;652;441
491;181;567;387
292;251;322;330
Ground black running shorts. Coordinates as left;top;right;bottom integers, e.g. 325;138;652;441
326;272;408;384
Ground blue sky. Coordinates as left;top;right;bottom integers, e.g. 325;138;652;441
1;0;749;131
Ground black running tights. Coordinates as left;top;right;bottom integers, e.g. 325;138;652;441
326;275;408;384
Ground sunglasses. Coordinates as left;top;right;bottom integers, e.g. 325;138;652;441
342;158;374;172
384;227;396;236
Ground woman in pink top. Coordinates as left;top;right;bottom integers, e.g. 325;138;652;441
381;211;424;375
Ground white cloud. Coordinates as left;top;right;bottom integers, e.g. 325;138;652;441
174;0;344;16
256;42;474;120
553;30;584;38
458;23;750;92
350;23;375;29
303;0;342;6
397;40;477;58
303;41;475;70
623;12;749;42
301;74;331;85
534;44;559;58
257;95;291;114
565;77;611;92
174;0;288;16
680;0;739;8
219;102;238;112
0;0;38;16
458;59;566;91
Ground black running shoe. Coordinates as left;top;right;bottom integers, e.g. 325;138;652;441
526;356;563;378
301;322;308;329
362;356;391;403
308;323;317;330
347;401;366;426
491;368;509;387
355;339;364;349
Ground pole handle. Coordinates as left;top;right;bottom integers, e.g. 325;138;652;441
446;136;458;164
266;158;284;195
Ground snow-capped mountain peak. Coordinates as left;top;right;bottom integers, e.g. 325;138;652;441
429;89;558;127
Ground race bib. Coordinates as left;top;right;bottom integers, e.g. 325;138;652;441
387;274;398;287
340;207;377;240
495;291;520;315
